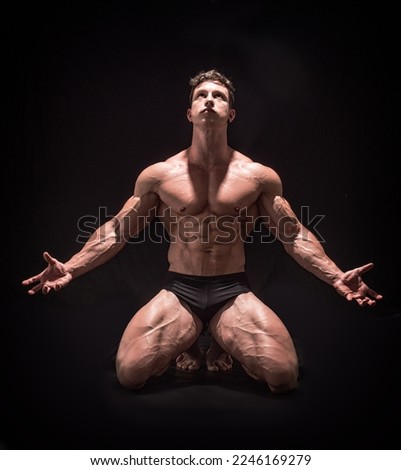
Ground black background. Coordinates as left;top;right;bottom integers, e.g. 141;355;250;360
2;0;400;450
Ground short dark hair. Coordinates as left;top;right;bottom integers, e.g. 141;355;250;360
189;69;235;107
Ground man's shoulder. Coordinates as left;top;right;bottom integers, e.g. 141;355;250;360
138;151;186;180
233;152;281;182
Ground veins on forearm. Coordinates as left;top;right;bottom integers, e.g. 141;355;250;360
285;232;341;284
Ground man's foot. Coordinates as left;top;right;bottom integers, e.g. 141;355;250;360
205;337;233;372
175;342;203;371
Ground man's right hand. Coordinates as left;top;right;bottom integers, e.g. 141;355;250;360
22;251;73;295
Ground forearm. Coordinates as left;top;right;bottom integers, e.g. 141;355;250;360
283;228;344;286
65;220;127;279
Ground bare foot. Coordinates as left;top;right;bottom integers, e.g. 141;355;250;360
176;341;203;371
205;337;233;372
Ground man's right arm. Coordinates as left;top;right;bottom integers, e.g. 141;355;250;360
66;198;156;279
22;164;162;294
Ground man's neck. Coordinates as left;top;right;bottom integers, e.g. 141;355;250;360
187;127;231;168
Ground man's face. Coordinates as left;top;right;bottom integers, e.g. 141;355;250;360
187;81;235;125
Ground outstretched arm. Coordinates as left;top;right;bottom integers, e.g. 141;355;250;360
256;166;382;307
22;165;161;295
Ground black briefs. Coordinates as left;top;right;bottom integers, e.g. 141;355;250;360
162;271;252;323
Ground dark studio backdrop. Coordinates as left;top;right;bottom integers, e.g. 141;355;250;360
3;0;400;450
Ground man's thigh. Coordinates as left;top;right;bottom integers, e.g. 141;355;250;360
209;292;298;367
117;289;203;359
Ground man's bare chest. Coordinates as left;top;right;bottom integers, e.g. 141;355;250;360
157;171;260;217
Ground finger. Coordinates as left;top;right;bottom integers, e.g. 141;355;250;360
358;296;377;307
368;288;383;301
22;273;45;285
347;292;366;305
28;283;43;295
357;297;371;307
345;291;354;301
363;297;376;307
42;285;51;295
43;251;57;266
357;262;374;275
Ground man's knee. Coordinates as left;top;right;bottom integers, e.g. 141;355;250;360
115;352;170;390
115;356;147;389
266;360;299;394
243;355;298;394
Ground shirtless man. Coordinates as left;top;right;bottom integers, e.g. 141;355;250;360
22;70;382;394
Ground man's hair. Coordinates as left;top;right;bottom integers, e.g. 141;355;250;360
189;69;235;107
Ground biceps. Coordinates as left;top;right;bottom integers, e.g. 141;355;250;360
259;195;301;242
114;193;159;238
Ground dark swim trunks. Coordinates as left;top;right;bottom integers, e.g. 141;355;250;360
162;271;252;323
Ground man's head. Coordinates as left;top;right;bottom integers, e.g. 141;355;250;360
187;69;236;125
189;69;235;108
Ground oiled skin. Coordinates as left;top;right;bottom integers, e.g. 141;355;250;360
23;80;382;393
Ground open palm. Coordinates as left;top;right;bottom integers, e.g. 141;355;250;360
333;262;382;307
22;251;72;295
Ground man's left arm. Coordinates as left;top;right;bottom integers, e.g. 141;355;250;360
257;171;382;307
